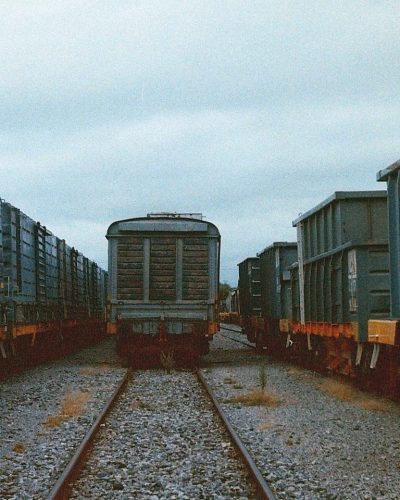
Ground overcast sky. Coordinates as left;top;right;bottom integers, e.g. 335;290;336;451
1;1;399;285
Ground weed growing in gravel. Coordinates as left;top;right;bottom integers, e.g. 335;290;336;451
223;377;235;384
131;400;155;411
13;443;25;453
223;389;282;407
259;363;267;392
160;350;175;373
319;379;392;412
44;390;91;427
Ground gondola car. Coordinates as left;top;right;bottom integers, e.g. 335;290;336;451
106;213;220;367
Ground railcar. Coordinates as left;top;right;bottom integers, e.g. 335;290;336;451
255;242;297;352
0;198;107;369
106;213;220;367
241;188;399;395
237;257;261;342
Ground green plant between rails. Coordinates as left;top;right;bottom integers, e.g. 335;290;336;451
259;362;268;392
160;350;175;373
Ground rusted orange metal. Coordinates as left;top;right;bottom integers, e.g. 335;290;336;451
106;322;118;335
279;319;290;333
208;322;218;335
291;321;355;339
368;319;400;346
1;319;104;340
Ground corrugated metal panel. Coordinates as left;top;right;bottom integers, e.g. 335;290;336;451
0;201;3;302
20;213;37;301
45;233;58;303
377;160;400;318
35;223;47;304
290;242;390;341
293;191;387;260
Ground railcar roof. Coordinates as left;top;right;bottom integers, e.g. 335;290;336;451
377;159;400;182
292;190;387;226
106;215;220;238
257;241;297;256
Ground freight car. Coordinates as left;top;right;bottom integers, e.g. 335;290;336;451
237;257;261;342
366;160;400;393
240;188;400;395
0;198;107;371
289;191;390;381
255;242;297;352
106;213;220;367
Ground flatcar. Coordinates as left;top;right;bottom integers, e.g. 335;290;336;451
0;198;107;371
106;213;220;367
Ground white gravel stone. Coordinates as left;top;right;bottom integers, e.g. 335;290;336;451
202;325;400;499
0;338;125;499
70;369;257;499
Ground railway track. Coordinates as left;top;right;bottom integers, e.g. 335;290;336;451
46;370;130;500
47;367;276;499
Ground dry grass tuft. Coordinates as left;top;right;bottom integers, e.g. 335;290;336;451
356;398;389;413
258;422;274;431
61;391;91;417
223;389;282;407
79;365;113;375
223;377;236;385
320;379;391;413
45;415;67;427
13;443;26;453
160;351;175;373
44;390;91;427
131;400;155;411
320;379;355;401
78;366;97;376
287;367;304;377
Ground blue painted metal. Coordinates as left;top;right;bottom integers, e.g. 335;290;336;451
377;160;400;318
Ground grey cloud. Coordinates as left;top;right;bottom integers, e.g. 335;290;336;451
1;1;399;284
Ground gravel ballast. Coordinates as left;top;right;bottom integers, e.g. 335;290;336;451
203;326;400;499
0;338;125;499
70;369;257;499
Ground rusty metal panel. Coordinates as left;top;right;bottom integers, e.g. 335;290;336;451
183;238;208;301
117;237;144;301
150;237;176;301
106;215;220;331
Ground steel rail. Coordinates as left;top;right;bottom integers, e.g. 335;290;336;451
196;369;276;500
46;369;130;500
220;324;243;333
220;332;256;350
